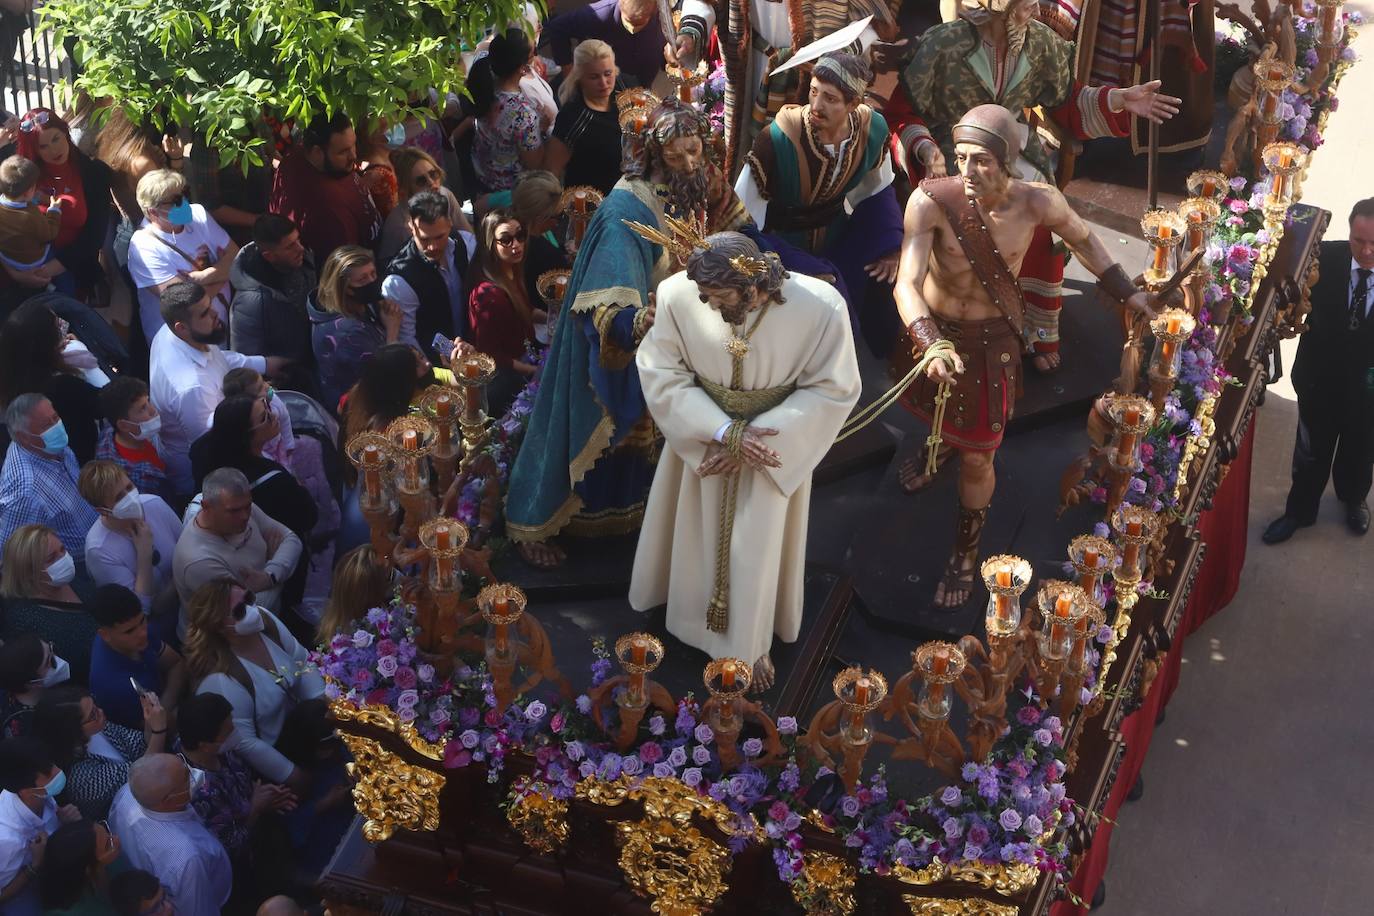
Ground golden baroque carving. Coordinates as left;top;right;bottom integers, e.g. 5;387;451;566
339;733;445;843
902;895;1019;916
790;849;857;916
506;782;571;855
330;695;446;761
576;776;756;914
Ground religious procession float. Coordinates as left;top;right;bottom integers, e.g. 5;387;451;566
311;4;1356;915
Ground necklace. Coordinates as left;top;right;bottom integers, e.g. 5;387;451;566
724;299;774;363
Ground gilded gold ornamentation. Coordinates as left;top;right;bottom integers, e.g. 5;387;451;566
338;733;445;843
790;850;857;916
507;785;571;854
329;696;445;761
575;776;756;914
891;860;1039;896
901;895;1019;915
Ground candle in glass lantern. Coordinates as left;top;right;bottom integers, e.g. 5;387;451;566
1151;226;1172;274
401;429;419;490
630;637;648;667
994;564;1013;623
554;275;568;297
1079;548;1099;593
362;443;382;504
1121;521;1143;575
1050;594;1073;646
573;190;588;214
493;595;510;615
435;525;453;581
1116;405;1141;466
1159;315;1183;368
927;648;951;708
434;393;453;448
1201;176;1217;198
722;661;737;690
1187;211;1205;251
854;677;872;707
930;648;950;676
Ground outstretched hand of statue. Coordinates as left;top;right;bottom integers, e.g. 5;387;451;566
1110;80;1183;124
925;350;965;386
917;141;948;179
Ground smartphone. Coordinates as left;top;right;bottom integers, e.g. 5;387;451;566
432;332;456;366
129;676;148;697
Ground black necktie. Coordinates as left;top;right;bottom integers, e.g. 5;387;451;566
1352;268;1371;331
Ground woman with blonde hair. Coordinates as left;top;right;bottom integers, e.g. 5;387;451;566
316;544;395;644
376;147;472;264
546;39;623;195
307;244;404;412
185;578;322;791
0;524;98;682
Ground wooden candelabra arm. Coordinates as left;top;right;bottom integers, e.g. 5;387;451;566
1220;97;1258;178
511;613;575;701
588;675;678;752
1216;2;1267;47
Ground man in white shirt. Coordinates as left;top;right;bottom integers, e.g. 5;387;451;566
148;280;287;496
381;190;477;362
0;738;80;916
128;169;239;345
109;755;231;916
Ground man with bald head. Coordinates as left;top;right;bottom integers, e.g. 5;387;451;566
108;754;231;915
893;103;1157;608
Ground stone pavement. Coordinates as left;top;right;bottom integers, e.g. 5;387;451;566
1100;6;1374;913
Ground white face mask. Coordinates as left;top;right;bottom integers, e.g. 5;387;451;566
33;654;71;688
111;489;144;520
233;604;266;635
45;552;76;586
133;414;161;441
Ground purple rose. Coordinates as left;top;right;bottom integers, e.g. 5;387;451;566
397;706;416;723
352;630;373;649
683;768;703;788
565;740;584;761
694;723;714;744
429;707;451;726
621;756;643;776
940;786;962;806
396;689;419;709
692;745;711;765
962;842;983;861
1024;814;1044;836
840;796;861;818
942;817;962;840
668;746;687;768
393;666;417;689
460;729;480;748
1033;728;1053;747
578;760;596;778
777;716;798;735
417;663;435;683
648;715;666;736
743;738;763;757
524;700;547;722
999;809;1023;831
550;712;565;733
376;655;398;678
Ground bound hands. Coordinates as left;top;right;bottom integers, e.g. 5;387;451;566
1110;81;1182;124
925;350;965;386
698;426;782;478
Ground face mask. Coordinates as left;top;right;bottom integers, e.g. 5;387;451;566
45;552;76;586
40;768;66;799
33;654;71;687
133;414;161;440
386;123;407;148
351;279;384;304
112;489;144;520
265;385;276;402
233;604;266;635
38;420;68;455
166;197;194;226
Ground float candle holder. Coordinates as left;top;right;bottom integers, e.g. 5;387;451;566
1150;308;1195;378
345;432;397;515
1141;209;1186;289
981;554;1032;639
1104;394;1155;474
434;394;453;449
1069;535;1116;604
1316;0;1344;64
1186;169;1228;202
615;632;663;707
1035;583;1088;662
478;583;525;661
1069;603;1106;675
385;416;436;496
363;444;382;504
1262;142;1304;225
402;429;419;490
1253;59;1294;123
705;658;750;735
913;643;963;721
834;666;887;743
419;518;469;592
1111;504;1157;586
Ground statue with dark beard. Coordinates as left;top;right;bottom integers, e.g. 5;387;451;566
505;98;751;568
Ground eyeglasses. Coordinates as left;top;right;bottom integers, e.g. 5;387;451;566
415;169;443;186
94;819;117;853
495;229;528;247
230;591;258;621
19;110;49;133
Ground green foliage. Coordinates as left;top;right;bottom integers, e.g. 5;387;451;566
41;0;530;168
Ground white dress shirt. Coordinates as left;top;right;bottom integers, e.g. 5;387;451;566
1350;258;1373;318
196;609;325;782
128;205;233;344
109;785;231;915
84;494;184;610
381;231;477;349
148;324;266;495
0;790;58;890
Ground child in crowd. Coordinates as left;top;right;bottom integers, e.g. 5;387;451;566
0;155;69;290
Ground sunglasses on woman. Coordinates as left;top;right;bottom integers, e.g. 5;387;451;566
19;110;49;133
231;591;258;621
495;229;528;247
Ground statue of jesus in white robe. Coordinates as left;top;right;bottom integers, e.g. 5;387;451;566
629;240;860;689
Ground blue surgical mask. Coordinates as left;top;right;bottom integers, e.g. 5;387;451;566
166;197;193;226
40;768;66;798
39;419;69;455
386;123;407;149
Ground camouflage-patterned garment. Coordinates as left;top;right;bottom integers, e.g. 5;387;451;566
899;18;1076;179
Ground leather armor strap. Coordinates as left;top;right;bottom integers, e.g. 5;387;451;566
1097;263;1138;304
920;176;1026;336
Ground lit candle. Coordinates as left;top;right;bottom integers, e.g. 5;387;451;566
402;429;419;490
630;638;648;667
493;595;510;615
553;275;568;297
1201;177;1217;198
1268;66;1284;82
1116;405;1141;466
928;649;950;708
434;393;453;448
435;525;453;581
854;677;871;707
1079;548;1099;594
462;360;480;380
722;661;737;690
1159;315;1183;369
994;564;1013;624
1050;594;1073;645
1150;226;1172;275
573;190;588;214
1187;211;1205;251
362;443;382;504
1122;521;1143;575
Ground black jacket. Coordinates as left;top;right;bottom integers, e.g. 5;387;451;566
229;243;318;366
385;235;470;361
53;153;113;289
1291;240;1374;410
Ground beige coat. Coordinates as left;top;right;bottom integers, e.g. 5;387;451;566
629;271;861;665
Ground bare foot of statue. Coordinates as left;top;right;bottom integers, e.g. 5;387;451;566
933;550;978;609
1031;351;1061;374
517;540;566;569
750;654;776;694
897;442;951;495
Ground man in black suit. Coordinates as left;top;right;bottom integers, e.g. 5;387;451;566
1264;198;1374;543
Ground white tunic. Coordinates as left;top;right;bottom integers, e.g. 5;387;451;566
629;271;861;664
